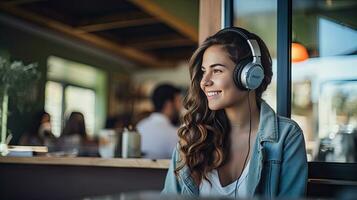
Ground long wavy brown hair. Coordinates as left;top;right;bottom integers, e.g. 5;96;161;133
175;27;273;185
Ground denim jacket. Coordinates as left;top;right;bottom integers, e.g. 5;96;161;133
162;101;308;198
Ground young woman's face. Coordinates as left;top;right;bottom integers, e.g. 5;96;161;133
200;45;247;110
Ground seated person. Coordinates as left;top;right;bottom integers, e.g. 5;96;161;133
19;111;55;147
162;27;307;198
57;111;98;157
137;84;182;159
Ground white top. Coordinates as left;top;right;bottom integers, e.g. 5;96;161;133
136;113;178;159
199;161;250;199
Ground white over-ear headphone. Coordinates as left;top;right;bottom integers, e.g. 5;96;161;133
215;27;265;90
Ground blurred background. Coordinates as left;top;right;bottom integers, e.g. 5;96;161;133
0;0;357;163
0;0;198;157
233;0;357;163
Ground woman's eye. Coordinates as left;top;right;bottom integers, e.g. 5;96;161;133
213;69;222;73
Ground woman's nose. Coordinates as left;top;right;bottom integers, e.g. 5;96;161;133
201;75;213;86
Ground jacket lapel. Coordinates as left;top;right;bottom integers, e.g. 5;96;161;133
246;101;278;196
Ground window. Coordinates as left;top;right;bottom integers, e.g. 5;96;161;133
45;56;107;137
65;85;95;136
45;81;63;137
233;0;357;162
292;0;357;162
45;82;96;137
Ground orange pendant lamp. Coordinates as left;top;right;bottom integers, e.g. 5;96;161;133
291;42;309;62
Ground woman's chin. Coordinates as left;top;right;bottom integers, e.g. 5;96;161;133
208;103;222;111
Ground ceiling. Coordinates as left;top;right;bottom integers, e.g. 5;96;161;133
0;0;199;68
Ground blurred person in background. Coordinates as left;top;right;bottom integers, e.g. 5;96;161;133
137;83;182;159
20;110;55;146
58;111;98;156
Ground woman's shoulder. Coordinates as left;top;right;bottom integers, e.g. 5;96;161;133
171;144;189;173
172;144;181;162
260;100;303;141
276;115;304;140
276;115;302;130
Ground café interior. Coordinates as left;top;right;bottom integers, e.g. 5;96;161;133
1;0;357;199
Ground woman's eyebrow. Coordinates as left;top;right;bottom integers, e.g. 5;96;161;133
201;63;227;69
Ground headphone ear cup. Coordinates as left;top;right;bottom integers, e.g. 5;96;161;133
233;58;251;90
245;64;264;90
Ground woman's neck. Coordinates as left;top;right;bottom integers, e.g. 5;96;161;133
225;93;260;133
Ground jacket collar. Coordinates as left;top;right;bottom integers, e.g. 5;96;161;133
257;100;279;143
246;101;279;196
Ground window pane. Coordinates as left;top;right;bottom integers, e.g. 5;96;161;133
292;0;357;162
233;0;277;110
65;86;96;137
47;56;107;137
44;81;63;137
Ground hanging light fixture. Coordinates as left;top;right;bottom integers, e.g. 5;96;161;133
291;42;309;62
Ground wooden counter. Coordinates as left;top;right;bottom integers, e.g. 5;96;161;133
0;156;170;169
0;157;170;199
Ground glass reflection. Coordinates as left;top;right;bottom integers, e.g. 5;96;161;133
234;0;357;162
291;0;357;162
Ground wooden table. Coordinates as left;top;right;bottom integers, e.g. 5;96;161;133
0;156;170;199
0;156;170;168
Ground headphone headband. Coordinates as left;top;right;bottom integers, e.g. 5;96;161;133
216;27;261;63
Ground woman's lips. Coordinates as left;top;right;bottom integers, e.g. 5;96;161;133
206;91;222;99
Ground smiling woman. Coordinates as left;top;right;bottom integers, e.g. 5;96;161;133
200;45;248;110
162;27;308;199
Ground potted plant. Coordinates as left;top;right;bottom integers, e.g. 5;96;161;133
0;56;39;156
